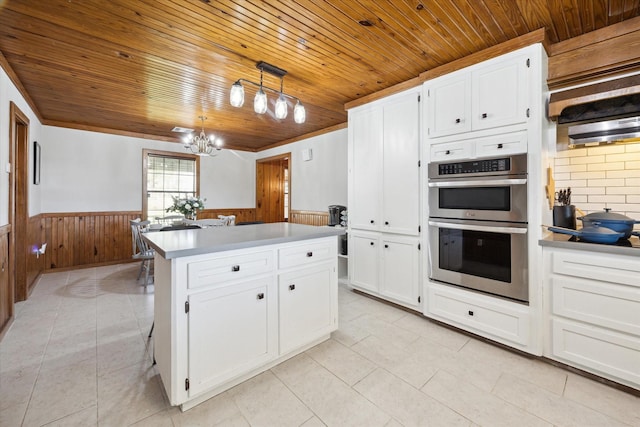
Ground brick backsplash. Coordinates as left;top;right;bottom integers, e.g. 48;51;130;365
554;142;640;224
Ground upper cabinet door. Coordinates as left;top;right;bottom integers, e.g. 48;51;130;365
349;107;383;231
426;74;471;138
472;55;530;131
382;93;420;236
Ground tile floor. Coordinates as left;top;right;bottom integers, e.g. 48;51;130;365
1;263;639;426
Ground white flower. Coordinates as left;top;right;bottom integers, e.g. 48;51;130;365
185;204;192;210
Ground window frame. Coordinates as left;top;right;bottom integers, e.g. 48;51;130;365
142;149;201;221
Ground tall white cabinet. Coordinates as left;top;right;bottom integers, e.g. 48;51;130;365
348;87;422;310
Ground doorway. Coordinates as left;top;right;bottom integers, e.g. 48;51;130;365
255;153;290;223
9;102;30;302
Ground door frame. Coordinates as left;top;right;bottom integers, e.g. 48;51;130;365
255;153;290;223
9;102;30;301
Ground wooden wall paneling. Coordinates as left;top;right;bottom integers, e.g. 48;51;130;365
25;216;45;293
0;224;13;341
548;16;640;88
198;208;256;223
289;210;329;227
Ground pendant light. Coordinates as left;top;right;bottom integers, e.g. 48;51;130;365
230;61;306;123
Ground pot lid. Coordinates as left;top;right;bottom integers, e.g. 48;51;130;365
581;208;635;223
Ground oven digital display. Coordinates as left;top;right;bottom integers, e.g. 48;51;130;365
439;158;510;175
439;186;511;211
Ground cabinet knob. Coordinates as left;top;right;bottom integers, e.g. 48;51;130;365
256;293;265;300
481;113;488;119
468;310;474;316
289;284;296;291
306;251;313;257
231;265;240;272
445;150;451;155
384;244;389;248
384;221;389;226
497;143;503;149
455;118;461;124
370;242;374;246
370;220;375;224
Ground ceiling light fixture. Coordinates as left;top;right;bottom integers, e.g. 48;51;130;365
183;115;222;156
230;61;306;124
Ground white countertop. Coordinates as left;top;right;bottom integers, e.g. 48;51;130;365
539;232;640;257
143;222;346;259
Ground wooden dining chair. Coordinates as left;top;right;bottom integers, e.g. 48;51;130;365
130;220;154;287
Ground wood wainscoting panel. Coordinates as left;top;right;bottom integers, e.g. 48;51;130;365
197;208;256;223
27;216;46;295
290;210;329;227
0;224;13;341
41;211;142;270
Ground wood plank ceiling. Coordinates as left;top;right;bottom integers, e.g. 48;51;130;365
0;1;638;151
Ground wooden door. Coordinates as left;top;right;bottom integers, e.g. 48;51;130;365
256;154;290;223
9;102;30;302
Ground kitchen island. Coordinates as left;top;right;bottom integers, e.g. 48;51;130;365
143;223;346;410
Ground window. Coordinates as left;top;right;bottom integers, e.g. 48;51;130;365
143;149;200;221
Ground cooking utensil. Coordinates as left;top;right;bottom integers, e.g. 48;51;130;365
578;208;640;239
547;224;625;244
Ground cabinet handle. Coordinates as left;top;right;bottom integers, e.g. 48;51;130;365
497;143;503;149
481;113;488;119
370;242;374;246
445;150;451;155
370;220;375;224
468;310;474;316
384;244;389;248
384;221;389;226
306;251;313;257
455;118;461;124
256;293;265;300
231;265;240;272
289;284;296;291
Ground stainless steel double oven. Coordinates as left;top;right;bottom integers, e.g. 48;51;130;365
428;154;529;303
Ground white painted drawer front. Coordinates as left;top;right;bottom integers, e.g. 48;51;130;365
551;276;640;336
551;250;640;287
474;131;527;158
426;282;529;346
187;250;274;289
552;318;640;388
278;239;333;269
429;141;472;162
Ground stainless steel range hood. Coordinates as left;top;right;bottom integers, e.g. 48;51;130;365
568;116;640;145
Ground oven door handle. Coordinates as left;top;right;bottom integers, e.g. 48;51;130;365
428;220;528;234
428;178;527;187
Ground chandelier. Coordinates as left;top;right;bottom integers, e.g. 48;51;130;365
183;116;222;156
230;61;306;124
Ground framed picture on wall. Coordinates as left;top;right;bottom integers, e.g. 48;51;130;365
33;141;41;185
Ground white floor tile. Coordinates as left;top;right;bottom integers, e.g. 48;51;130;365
1;263;638;427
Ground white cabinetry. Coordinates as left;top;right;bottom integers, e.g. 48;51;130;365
425;281;530;349
188;277;277;397
350;231;379;293
279;263;335;354
429;131;527;162
543;247;640;390
380;236;420;308
154;236;339;409
425;49;530;139
348;87;422;310
349;88;421;235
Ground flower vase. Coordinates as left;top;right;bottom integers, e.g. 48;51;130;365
186;212;197;221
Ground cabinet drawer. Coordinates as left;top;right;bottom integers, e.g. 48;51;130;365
187;250;274;289
475;131;527;158
552;318;640;388
425;282;529;346
430;141;472;162
551;276;640;336
278;239;334;269
551;250;640;287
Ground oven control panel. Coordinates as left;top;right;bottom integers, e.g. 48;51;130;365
438;158;510;175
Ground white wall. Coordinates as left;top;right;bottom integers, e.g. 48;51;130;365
257;128;348;212
41;126;256;212
0;67;43;223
